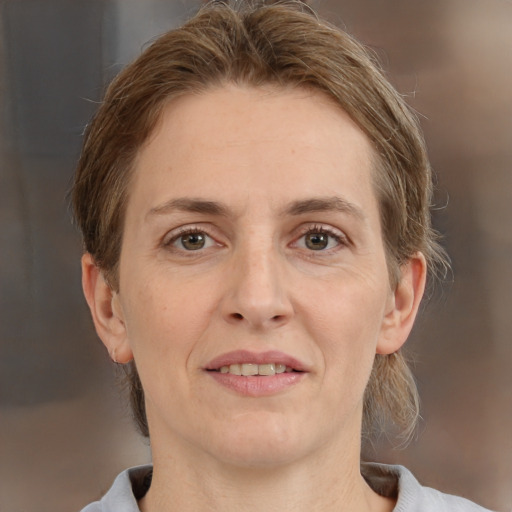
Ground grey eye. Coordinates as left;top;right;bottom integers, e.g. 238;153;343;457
305;233;330;250
179;233;207;250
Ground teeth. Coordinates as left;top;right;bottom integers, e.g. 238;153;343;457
258;363;275;376
229;364;242;375
241;363;258;376
218;363;295;376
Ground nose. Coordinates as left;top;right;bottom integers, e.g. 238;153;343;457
221;242;293;330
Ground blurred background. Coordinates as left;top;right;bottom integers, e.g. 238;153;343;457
0;1;510;510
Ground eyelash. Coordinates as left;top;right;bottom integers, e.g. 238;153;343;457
162;224;348;253
295;224;348;251
163;226;217;250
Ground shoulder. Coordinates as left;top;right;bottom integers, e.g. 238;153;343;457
362;463;495;512
79;465;153;512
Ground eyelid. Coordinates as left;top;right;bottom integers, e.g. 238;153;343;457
292;223;350;250
161;223;222;249
160;222;349;253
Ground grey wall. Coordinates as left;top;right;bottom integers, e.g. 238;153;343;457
0;1;510;511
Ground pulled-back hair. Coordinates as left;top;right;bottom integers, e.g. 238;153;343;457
72;0;448;440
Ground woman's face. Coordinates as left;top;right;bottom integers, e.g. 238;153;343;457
97;85;421;468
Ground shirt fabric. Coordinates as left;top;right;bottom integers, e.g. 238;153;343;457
79;463;495;512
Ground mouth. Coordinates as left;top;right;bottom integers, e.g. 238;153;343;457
210;363;300;376
205;350;307;375
204;350;307;396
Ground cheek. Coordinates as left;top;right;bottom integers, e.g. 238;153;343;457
121;273;216;360
298;277;388;382
119;274;218;413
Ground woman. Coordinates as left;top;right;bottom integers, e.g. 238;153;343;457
73;2;491;511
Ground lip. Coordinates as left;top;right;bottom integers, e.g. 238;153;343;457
205;350;308;372
204;350;308;397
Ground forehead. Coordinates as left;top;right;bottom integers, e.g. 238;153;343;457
128;84;378;221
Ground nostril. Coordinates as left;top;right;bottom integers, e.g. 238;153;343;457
232;313;244;320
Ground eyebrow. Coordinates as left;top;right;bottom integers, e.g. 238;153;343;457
147;198;230;219
146;196;365;222
283;197;366;221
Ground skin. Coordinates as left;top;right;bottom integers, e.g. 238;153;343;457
82;85;426;512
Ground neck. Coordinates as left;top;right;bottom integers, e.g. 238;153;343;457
139;434;394;512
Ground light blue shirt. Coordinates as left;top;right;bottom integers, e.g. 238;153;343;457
79;463;495;511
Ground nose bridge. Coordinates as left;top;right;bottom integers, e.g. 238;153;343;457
224;231;292;328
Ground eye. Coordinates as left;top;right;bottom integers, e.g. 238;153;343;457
295;226;346;252
168;229;217;251
304;232;331;250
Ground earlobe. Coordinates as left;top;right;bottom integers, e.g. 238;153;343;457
81;253;133;363
377;252;427;355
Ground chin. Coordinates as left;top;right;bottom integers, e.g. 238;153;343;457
206;413;313;468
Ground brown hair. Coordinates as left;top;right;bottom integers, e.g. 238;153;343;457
72;0;448;440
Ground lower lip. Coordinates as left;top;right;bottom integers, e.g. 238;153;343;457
208;371;305;396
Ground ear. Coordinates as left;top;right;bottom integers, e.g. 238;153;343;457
377;252;427;355
81;253;133;363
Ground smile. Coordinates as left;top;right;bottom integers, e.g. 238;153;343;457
215;363;295;376
205;350;307;396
